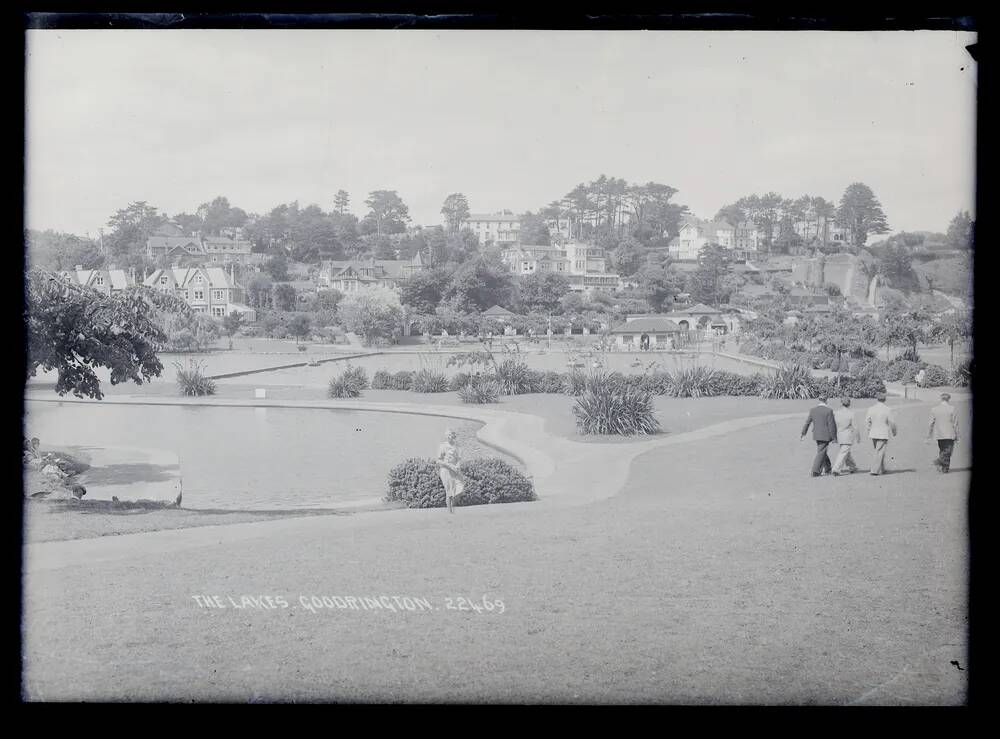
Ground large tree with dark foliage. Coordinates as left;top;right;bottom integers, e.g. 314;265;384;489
26;270;188;399
837;182;890;249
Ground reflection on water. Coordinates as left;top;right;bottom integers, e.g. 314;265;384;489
24;401;477;511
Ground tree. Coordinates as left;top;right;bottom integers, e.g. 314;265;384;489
837;182;890;249
26;230;104;271
314;289;344;314
688;244;730;306
246;274;273;310
196;196;248;236
161;311;220;352
518;211;551;245
338;286;404;345
26;270;186;399
362;190;411;237
611;236;646;277
105;201;165;257
444;255;517;313
440;193;471;234
558;291;586;315
288;314;312;344
272;283;297;311
877;242;918;290
398;268;452;314
263;252;289;281
334;189;351;215
517;272;571;313
714;203;746;227
946;210;974;251
222;311;243;349
639;260;679;312
930;311;972;368
877;308;930;361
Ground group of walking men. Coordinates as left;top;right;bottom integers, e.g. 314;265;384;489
800;392;961;477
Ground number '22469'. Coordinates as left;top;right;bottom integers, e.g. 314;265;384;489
445;596;505;614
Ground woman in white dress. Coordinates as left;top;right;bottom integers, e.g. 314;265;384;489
436;428;466;514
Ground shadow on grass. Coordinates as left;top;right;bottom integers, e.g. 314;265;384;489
33;499;351;518
78;463;179;486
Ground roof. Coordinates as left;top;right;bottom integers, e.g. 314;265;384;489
147;236;203;252
143;266;238;289
611;317;682;333
482;305;515;316
465;213;520;223
59;269;132;290
683;303;719;314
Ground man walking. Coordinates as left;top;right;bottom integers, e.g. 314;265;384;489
831;397;859;475
927;392;960;473
801;395;837;477
865;392;897;475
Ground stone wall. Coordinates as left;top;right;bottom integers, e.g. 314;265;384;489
791;251;875;300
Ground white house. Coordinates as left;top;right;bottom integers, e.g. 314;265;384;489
461;212;521;246
58;267;135;296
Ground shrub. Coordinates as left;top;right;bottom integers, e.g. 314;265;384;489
328;365;368;398
758;364;815;399
385;457;535;508
412;369;450;393
814;375;887;399
884;359;922;382
667;366;721;398
388;371;414;390
529;370;566;394
458;458;537;505
639;371;674;396
563;370;589;396
449;372;472;391
573;372;661;436
494;358;534;395
712;370;764;396
951;358;972;387
174;359;216;396
458;377;500;404
851;358;889;380
921;364;951;387
371;369;392;390
898;346;921;363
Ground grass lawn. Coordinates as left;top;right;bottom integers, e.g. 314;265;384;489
22;400;968;704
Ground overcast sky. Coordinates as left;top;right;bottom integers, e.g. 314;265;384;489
26;29;977;239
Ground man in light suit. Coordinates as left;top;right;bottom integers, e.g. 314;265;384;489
801;396;838;477
865;392;897;475
927;392;960;473
831;397;859;475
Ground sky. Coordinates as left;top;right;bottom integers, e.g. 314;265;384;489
25;29;977;240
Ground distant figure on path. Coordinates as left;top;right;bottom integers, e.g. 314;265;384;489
801;396;837;476
865;392;898;475
927;392;960;473
915;368;927;388
436;428;466;514
831;397;859;475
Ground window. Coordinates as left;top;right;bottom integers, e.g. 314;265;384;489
212;307;225;317
194;290;204;300
213;290;224;300
95;276;104;286
623;334;633;343
159;276;168;285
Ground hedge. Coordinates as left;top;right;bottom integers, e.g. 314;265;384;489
385;457;536;508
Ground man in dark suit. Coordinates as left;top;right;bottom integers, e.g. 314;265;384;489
800;396;838;477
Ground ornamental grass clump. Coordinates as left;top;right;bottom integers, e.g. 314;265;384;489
371;369;392;390
388;370;414;390
328;364;368;398
174;359;216;396
563;369;588;396
667;366;721;398
572;371;661;436
448;372;472;391
493;358;534;395
758;364;815;399
458;377;500;404
412;369;450;393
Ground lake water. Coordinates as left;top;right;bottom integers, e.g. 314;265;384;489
24;401;494;511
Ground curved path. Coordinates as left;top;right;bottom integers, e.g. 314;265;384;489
24;392;802;571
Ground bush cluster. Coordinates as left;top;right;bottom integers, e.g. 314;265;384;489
458;377;500;404
449;372;472;391
494;358;534;396
951;358;972;387
572;372;661;436
328;365;368;398
411;369;450;393
385;457;536;508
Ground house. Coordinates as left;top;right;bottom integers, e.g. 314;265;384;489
317;254;426;293
501;242;622;292
667;216;737;261
733;221;761;255
143;265;256;321
58;266;135;296
146;231;256;265
482;305;515;318
461;211;521;246
611;317;685;350
788;287;831;306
